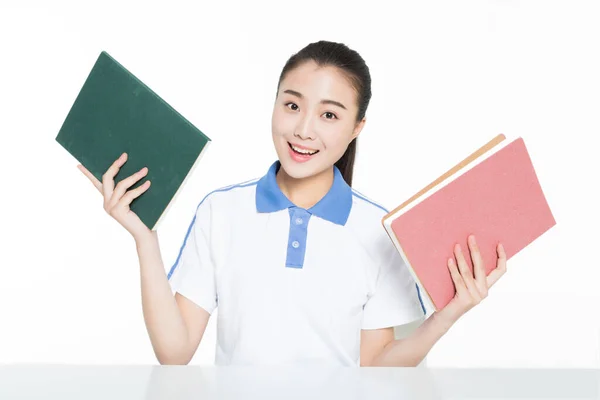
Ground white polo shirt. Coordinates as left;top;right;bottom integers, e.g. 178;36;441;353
167;161;426;366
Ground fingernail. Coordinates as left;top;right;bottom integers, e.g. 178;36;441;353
448;257;454;266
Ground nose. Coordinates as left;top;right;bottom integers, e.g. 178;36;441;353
293;114;316;141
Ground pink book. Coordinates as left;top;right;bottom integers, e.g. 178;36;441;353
382;135;556;312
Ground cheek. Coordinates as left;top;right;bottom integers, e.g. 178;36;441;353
272;108;294;137
321;128;353;153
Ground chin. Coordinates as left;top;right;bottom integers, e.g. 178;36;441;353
279;155;336;181
278;157;319;180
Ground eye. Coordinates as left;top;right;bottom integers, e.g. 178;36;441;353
285;102;299;111
323;111;338;120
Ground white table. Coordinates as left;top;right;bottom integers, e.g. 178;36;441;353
0;365;598;399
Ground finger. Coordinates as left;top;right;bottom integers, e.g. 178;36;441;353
102;153;128;200
487;243;507;287
120;180;151;206
111;167;148;204
468;235;488;297
454;243;481;302
77;164;102;192
448;256;467;297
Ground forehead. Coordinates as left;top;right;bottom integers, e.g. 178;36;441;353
280;60;357;104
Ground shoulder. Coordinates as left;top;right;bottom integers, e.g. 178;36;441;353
349;188;390;226
346;188;395;255
195;177;260;214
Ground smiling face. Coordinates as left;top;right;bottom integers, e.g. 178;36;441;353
271;60;365;181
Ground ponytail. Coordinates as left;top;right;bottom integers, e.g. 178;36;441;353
335;138;357;186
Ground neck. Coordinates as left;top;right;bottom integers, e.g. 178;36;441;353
276;165;334;210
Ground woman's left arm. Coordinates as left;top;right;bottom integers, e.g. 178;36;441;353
363;235;508;367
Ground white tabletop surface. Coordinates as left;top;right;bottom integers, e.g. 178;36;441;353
0;365;598;399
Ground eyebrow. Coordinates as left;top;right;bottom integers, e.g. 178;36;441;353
283;89;347;110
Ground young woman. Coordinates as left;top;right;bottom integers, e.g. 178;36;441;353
78;40;507;367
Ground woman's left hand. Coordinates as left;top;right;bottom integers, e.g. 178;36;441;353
434;235;507;326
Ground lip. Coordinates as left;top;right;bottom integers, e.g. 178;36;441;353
288;142;319;152
287;142;319;163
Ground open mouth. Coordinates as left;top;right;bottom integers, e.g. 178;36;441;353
288;142;319;156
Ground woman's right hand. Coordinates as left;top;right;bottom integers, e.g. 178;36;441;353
78;152;153;242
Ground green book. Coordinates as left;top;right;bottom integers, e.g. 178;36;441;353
56;51;211;231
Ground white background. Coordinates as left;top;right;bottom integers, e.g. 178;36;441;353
1;0;598;368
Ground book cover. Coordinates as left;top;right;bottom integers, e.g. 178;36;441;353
56;51;211;230
383;137;556;311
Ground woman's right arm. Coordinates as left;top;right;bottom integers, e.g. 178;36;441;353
78;153;210;365
135;231;210;364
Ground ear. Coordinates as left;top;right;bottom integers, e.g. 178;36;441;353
351;117;366;141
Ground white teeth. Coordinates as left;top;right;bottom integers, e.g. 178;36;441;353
291;144;318;155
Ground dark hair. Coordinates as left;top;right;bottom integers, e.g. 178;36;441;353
276;40;372;186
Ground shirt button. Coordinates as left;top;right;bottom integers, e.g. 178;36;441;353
292;241;300;248
295;217;303;225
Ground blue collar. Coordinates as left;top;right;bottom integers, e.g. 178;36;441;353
255;161;353;226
